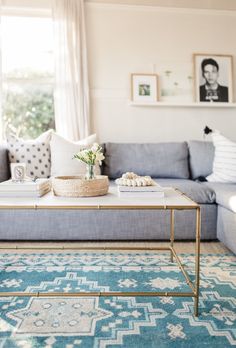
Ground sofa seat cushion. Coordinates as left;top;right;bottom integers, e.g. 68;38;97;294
103;142;190;179
204;182;236;212
154;179;216;204
0;203;216;240
111;179;216;204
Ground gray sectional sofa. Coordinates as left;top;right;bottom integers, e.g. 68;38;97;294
0;140;235;255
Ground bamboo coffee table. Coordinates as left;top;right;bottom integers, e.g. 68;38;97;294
0;186;201;316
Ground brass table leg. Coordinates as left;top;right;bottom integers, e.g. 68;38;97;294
0;199;201;317
194;206;201;316
170;209;175;262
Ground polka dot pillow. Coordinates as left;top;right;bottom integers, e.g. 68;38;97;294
6;130;52;179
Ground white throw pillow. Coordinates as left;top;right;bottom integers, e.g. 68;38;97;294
50;133;100;177
6;130;52;178
207;130;236;183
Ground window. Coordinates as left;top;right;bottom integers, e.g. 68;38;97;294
2;15;55;139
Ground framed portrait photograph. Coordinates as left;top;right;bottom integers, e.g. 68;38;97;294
193;54;233;103
131;73;158;102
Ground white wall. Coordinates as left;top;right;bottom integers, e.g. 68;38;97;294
86;3;236;142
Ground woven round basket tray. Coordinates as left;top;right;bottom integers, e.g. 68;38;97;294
52;175;109;197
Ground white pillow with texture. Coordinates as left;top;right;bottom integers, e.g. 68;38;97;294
7;130;53;178
50;133;100;177
207;131;236;183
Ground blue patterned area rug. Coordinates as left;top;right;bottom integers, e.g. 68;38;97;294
0;252;235;348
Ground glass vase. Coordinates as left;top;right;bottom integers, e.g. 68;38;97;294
85;164;95;180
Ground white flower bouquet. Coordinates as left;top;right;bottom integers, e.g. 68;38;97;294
73;143;105;179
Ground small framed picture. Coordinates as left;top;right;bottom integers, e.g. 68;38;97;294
131;73;159;102
193;53;233;103
11;163;26;182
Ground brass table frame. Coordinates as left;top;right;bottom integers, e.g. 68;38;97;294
0;189;201;316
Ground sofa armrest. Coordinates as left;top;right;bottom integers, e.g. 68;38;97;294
204;182;236;213
0;144;10;182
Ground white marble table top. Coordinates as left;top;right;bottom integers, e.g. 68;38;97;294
0;186;199;209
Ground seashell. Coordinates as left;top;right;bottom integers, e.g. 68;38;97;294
122;172;138;180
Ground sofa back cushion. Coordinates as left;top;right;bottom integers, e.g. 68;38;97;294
188;141;215;180
103;142;190;179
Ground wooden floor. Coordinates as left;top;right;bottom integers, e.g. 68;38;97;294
0;241;231;254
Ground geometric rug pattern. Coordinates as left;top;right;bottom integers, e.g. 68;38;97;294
0;252;235;347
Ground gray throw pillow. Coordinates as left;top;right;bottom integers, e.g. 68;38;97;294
188;140;215;180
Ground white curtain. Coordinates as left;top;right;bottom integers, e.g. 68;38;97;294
0;0;2;140
52;0;90;141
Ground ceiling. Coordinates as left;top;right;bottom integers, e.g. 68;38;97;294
86;0;236;11
3;0;236;11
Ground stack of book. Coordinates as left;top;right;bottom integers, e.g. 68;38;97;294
117;183;164;198
0;178;51;197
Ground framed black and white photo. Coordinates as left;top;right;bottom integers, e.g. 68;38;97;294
193;54;233;103
131;73;159;102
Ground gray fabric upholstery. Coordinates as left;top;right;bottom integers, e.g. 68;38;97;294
204;182;236;212
0;203;216;240
103;142;190;179
217;206;236;254
0;144;10;182
0;140;234;250
188;140;214;179
153;179;216;204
